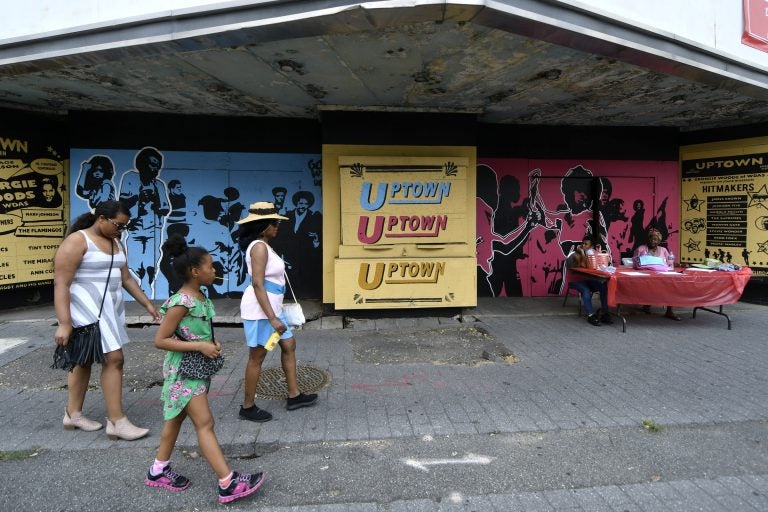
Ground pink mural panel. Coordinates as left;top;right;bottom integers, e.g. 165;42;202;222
477;158;679;297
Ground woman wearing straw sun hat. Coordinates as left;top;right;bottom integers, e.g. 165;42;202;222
235;202;318;422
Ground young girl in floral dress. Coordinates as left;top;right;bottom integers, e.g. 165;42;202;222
145;234;266;504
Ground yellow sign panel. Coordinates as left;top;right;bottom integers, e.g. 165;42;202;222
339;156;467;245
334;257;477;309
0;133;67;291
680;137;768;277
322;144;476;306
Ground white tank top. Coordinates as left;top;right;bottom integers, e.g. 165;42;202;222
239;239;286;320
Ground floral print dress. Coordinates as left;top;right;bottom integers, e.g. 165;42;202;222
159;292;215;420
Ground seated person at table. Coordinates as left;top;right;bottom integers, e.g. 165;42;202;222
566;237;612;327
633;228;680;321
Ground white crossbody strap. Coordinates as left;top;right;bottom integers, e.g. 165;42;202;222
284;270;300;305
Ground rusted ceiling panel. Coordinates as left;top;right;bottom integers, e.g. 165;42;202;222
0;6;766;129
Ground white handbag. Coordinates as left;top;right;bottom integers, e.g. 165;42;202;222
282;271;306;327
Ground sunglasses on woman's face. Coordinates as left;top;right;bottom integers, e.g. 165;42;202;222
105;218;128;231
271;220;281;227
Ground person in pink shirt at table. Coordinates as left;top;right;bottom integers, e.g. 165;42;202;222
634;228;680;321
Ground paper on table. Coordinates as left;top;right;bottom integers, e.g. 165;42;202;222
622;271;650;276
685;268;716;272
660;271;682;275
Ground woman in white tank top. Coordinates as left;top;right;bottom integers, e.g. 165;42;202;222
54;200;161;440
235;201;318;423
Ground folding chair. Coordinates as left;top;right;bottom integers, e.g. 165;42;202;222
561;261;594;316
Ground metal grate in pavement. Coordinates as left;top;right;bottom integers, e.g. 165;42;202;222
255;363;331;400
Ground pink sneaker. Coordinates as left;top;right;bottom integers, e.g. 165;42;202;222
217;471;265;503
145;465;191;491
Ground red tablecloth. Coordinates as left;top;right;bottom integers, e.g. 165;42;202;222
571;267;753;308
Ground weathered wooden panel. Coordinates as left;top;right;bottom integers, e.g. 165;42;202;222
334;256;477;309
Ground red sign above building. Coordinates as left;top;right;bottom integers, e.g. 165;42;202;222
743;0;768;52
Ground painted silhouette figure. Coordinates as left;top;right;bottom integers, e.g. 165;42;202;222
476;165;500;296
118;147;170;297
485;170;545;296
166;180;187;229
598;177;627;232
628;199;646;255
193;188;243;298
280;191;322;298
272;187;288;215
645;197;670;244
535;166;608;295
76;155;116;209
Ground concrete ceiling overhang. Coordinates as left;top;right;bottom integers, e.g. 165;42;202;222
1;0;767;129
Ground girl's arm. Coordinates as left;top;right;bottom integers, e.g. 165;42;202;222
118;241;161;323
250;242;286;334
154;305;220;358
53;233;87;345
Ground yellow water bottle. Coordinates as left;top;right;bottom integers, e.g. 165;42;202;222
264;331;280;351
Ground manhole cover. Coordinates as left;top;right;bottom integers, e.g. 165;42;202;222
255;364;332;400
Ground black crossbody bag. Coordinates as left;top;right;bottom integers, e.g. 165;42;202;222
176;317;224;379
52;245;114;372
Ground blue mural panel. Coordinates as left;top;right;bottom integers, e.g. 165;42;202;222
70;148;322;300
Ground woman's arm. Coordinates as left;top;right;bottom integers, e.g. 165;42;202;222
118;241;161;322
53;234;86;345
250;242;286;335
154;305;220;358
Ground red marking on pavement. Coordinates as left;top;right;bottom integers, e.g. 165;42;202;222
351;373;432;392
352;380;413;391
208;387;237;397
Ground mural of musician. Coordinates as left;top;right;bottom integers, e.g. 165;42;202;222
476;164;545;296
273;190;323;298
75;155;116;209
118;147;170;298
272;186;288;215
70;149;322;301
477;159;679;297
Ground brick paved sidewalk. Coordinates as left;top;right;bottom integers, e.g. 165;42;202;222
0;297;766;511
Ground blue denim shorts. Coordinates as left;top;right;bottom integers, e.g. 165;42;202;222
243;311;294;348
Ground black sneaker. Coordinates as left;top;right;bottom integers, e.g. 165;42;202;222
145;465;191;491
218;471;265;504
599;311;614;324
286;392;318;411
239;405;273;423
586;314;601;326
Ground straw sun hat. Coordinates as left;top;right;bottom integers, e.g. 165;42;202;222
236;201;289;224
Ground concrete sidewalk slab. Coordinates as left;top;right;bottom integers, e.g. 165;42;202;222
0;298;766;452
0;297;766;511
